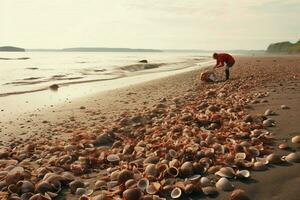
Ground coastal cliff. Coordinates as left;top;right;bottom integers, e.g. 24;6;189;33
267;40;300;53
0;46;25;52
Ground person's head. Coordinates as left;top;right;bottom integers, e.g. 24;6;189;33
213;53;218;59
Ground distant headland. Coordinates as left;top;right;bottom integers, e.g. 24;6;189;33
267;40;300;53
0;46;25;52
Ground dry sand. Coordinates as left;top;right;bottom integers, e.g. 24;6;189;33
0;55;300;200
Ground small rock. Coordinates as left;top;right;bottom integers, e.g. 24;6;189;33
280;105;290;109
80;106;86;110
139;59;148;63
49;84;59;91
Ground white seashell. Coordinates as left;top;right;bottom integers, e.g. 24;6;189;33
137;178;149;191
264;109;275;116
216;177;234;191
253;162;267;171
170;187;182;199
236;170;250;178
188;174;201;182
256;157;268;165
266;154;282;164
146;182;161;195
235;153;246;160
280;105;289;109
282;153;300;163
263;119;275;127
107;154;120;163
291;135;300;144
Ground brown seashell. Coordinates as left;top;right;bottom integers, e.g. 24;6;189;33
168;149;177;158
278;143;289;150
35;181;52;194
143;156;159;164
165;166;179;177
192;162;205;174
180;162;193;177
123;188;142;200
282;153;300;163
6;167;24;185
207;166;221;174
184;184;195;194
17;180;35;194
69;180;85;194
252;161;267;171
75;188;93;196
169;159;180;168
230;189;250;200
236;170;250;179
202;186;218;196
107;154;120;164
118;170;134;184
29;193;51;200
137;178;149;191
291;135;300;144
92;193;110;200
145;164;158;177
95;133;115;146
266;154;283;164
125;179;136;189
95;180;107;190
146;182;161;195
215;167;235;178
110;170;120;181
20;192;34;200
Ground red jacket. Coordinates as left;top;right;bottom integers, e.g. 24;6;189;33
216;53;235;66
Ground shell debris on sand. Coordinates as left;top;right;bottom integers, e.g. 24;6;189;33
0;66;299;200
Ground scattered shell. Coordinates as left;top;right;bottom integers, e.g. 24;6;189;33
180;162;193;177
266;153;283;164
145;164;159;177
137;178;149;191
253;162;267;171
215;167;235;178
166;167;179;177
146;182;161;195
69;180;85;194
278;143;289;150
75;188;93;196
170;187;182;199
282;153;300;163
118;170;134;184
230;189;250;200
216;177;234;191
94;180;107;190
107;154;120;163
235;153;246;160
202;186;218;196
168;149;177;158
123;188;142;200
92;193;109;200
264;109;276;116
236;170;250;179
263;119;275;127
291;135;300;144
280;105;289;109
200;177;211;187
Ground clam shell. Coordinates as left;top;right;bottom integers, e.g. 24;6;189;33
200;177;211;187
184;184;195;194
263;119;275;127
125;179;136;189
230;189;250;200
75;188;93;196
69;180;85;194
236;170;250;179
29;193;51;200
123;188;142;200
278;143;289;150
235;153;246;160
146;182;161;195
216;177;234;191
202;186;218;196
118;170;134;184
280;105;289;110
170;187;182;199
291;135;300;144
253;161;267;171
168;149;177;158
166;166;179;177
92;193;109;200
107;154;120;163
264;109;275;116
94;180;107;190
282;153;300;163
169;159;180;168
145;164;158;177
35;181;52;193
215;167;235;178
137;178;149;191
180;161;193;177
266;154;282;164
17;180;35;194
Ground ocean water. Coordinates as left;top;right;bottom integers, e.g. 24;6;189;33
0;51;213;118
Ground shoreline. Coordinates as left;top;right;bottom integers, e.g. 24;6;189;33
0;55;299;200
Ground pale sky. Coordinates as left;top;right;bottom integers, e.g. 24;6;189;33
1;0;300;50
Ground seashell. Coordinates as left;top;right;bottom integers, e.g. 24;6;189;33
230;189;250;200
291;135;300;144
94;180;107;190
17;180;35;194
184;184;195;194
6;167;24;185
145;164;158;177
200;177;211;187
29;193;51;200
215;167;235;178
263;119;275;127
248;146;260;157
123;188;142;200
92;193;109;200
166;166;179;177
280;105;289;110
282;153;300;163
143;156;159;164
95;133;115;146
180;161;193;177
188;174;201;183
169;159;180;168
236;170;250;179
235;153;246;160
142;195;154;200
168;149;177;158
192;162;205;174
35;181;52;193
170;187;182;198
202;186;218;196
107;154;120;163
8;184;18;193
252;161;267;171
75;188;93;196
137;178;149;191
266;154;282;164
20;192;34;200
118;170;134;184
110;170;120;181
125;179;136;189
216;177;234;191
146;182;161;195
278;143;289;150
69;180;85;194
107;181;118;189
207;165;221;174
264;109;275;116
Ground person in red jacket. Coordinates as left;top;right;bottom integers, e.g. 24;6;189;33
213;53;235;80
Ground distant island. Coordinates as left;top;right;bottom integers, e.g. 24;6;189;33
267;40;300;53
61;47;162;52
0;46;25;52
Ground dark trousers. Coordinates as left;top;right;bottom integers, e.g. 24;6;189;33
225;62;235;80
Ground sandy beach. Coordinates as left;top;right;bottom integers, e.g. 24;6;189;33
0;55;300;200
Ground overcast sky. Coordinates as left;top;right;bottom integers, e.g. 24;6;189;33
1;0;299;50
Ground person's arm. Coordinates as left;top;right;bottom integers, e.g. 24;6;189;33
214;59;224;69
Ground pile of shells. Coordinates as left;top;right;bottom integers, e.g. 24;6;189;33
0;71;299;200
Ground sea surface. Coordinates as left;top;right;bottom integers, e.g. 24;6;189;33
0;51;213;118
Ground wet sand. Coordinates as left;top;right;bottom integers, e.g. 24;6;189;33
0;55;300;200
